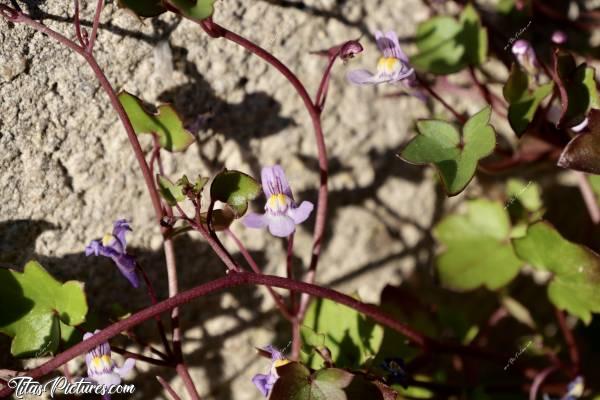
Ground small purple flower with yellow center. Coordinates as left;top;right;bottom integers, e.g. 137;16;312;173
252;346;291;397
243;165;313;238
512;39;539;75
85;219;139;288
83;330;135;386
347;30;415;86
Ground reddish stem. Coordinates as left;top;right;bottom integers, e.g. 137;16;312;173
157;376;183;400
554;308;581;375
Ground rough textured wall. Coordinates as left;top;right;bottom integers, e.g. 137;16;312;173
0;0;443;398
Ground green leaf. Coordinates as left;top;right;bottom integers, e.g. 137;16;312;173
301;297;384;369
506;179;542;213
157;175;186;206
503;65;554;136
553;51;599;128
271;363;396;400
503;64;529;104
118;91;195;152
501;296;536;329
399;106;496;196
433;199;524;291
512;222;600;324
210;170;261;217
117;0;166;17
169;0;215;21
411;5;487;75
0;261;88;357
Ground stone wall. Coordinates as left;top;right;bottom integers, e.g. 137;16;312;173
0;0;442;398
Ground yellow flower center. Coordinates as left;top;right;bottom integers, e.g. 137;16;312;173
92;354;113;370
267;194;290;212
377;57;401;74
102;234;114;246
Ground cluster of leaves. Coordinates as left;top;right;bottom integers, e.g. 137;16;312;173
119;91;262;231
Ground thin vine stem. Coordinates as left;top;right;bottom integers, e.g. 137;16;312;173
197;17;329;288
157;376;183;400
224;228;293;320
0;6;204;396
0;271;528;398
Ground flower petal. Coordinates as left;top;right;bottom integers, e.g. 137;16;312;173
347;69;381;85
261;165;292;198
243;212;269;229
385;31;409;63
86;240;119;258
267;215;296;238
113;254;140;288
114;358;136;378
112;219;132;251
391;67;416;83
288;201;314;225
252;373;272;397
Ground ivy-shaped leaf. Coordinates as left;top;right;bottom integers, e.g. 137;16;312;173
399;106;495;196
270;363;396;400
117;0;166;18
558;109;600;174
0;261;88;357
118;91;195;152
301;297;383;369
553;51;599;128
210;170;261;217
503;64;554;136
433;199;524;291
169;0;215;21
411;4;488;75
512;221;600;324
156;175;186;206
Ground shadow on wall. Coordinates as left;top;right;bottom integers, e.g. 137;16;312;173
158;45;296;174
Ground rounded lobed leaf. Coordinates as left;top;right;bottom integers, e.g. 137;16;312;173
210;170;261;217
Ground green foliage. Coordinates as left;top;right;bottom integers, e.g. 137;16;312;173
411;4;487;75
506;179;542;213
399;106;495;196
553;51;599;128
118;91;195;152
270;363;396;400
0;261;88;357
210;170;261;217
301;298;383;369
169;0;215;21
117;0;166;17
157;175;186;206
503;64;554;136
434;199;524;290
512;222;600;324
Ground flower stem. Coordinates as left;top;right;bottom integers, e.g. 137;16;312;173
224;228;293;320
157;376;183;400
554;308;581;375
176;363;201;400
416;75;466;123
197;16;329;300
2;271;521;398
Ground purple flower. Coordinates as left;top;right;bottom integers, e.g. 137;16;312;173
85;219;139;288
83;330;135;386
243;165;313;238
347;30;415;85
252;346;290;397
512;39;539;75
